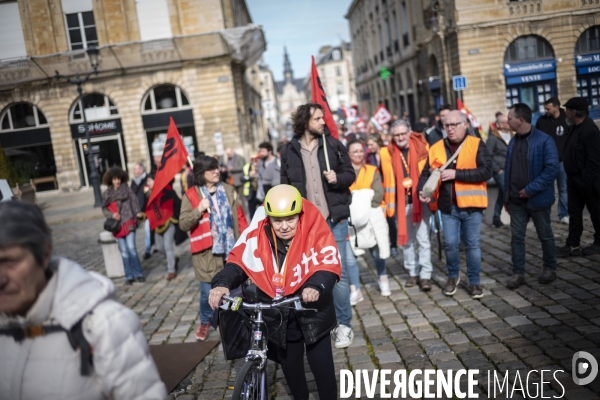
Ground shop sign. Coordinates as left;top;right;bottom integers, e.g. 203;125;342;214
70;118;122;139
504;59;555;77
506;72;556;85
575;52;600;67
577;65;600;75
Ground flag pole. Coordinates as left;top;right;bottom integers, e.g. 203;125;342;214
323;134;331;172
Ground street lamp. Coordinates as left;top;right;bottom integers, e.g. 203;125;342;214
55;46;102;207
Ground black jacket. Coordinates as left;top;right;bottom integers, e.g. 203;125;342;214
418;136;493;214
563;116;600;191
211;226;338;349
425;121;445;146
535;109;569;161
130;174;148;211
280;135;355;223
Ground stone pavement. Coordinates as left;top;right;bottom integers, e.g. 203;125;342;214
42;190;600;399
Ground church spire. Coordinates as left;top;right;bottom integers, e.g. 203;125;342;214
283;47;293;84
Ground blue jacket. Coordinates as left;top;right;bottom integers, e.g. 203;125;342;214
504;127;559;210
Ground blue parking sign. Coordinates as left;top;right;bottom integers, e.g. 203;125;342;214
453;75;467;91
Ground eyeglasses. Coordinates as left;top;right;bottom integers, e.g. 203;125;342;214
443;122;464;130
391;131;411;137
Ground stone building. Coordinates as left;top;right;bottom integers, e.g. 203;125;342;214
305;42;358;113
346;0;600;129
275;47;307;137
255;61;282;140
0;0;265;190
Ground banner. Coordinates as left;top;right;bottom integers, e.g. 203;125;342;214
311;56;339;139
146;117;188;229
456;99;484;136
372;104;393;126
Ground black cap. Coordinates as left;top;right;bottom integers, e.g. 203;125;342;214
564;97;589;111
413;122;427;133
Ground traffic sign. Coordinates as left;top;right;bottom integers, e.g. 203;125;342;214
453;75;467;91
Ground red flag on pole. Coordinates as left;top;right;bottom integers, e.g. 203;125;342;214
146;117;188;229
310;56;339;139
456;99;484;137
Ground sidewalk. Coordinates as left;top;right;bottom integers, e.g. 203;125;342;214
42;190;600;399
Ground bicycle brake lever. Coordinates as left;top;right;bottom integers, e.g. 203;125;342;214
219;300;231;310
294;300;317;312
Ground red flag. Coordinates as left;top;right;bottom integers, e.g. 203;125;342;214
372;104;393;125
146;117;188;229
457;99;484;136
310;56;339;139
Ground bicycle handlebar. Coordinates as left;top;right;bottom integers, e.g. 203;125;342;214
219;294;317;312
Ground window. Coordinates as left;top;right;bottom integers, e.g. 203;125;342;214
320;68;325;78
0;103;48;131
0;2;27;60
335;66;342;76
337;83;344;95
70;93;118;122
65;11;98;50
576;26;600;55
401;2;409;46
135;0;172;41
142;85;190;113
332;50;341;61
504;35;554;63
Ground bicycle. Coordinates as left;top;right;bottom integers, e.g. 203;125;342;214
219;294;317;400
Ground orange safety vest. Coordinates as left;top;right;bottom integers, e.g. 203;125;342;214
379;147;395;217
428;135;488;210
185;187;213;254
350;164;378;191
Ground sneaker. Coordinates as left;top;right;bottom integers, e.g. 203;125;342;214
391;247;399;257
143;252;151;260
493;220;504;228
135;276;146;283
538;268;557;284
379;279;391;296
557;244;582;257
195;323;210;341
559;216;570;224
125;279;134;285
350;289;364;306
443;276;460;296
582;243;600;256
333;324;354;349
506;273;525;289
405;276;419;288
167;272;177;281
469;284;484;299
420;279;432;291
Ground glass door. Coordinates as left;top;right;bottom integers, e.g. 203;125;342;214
77;134;126;187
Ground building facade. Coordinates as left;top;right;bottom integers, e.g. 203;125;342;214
346;0;600;129
275;48;307;138
0;0;265;190
255;61;282;141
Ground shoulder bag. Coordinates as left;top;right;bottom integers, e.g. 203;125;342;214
421;140;466;199
103;201;122;233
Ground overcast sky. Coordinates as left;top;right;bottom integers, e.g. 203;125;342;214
247;0;352;82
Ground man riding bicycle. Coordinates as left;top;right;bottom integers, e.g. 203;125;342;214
209;184;340;400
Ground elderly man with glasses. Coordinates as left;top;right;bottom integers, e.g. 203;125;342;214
418;111;493;299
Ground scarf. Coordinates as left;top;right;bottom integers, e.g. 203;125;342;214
227;201;341;298
389;134;428;246
200;183;235;257
102;183;139;224
132;172;146;187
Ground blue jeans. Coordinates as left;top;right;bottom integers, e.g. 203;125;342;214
144;219;151;254
327;219;352;328
368;246;387;277
441;206;482;285
346;241;361;288
508;203;556;274
557;162;568;219
117;230;144;280
199;281;213;324
493;171;505;223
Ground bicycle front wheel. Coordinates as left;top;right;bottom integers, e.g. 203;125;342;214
232;359;267;400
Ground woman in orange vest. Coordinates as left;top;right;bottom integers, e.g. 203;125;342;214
366;134;397;255
179;155;248;341
348;140;392;300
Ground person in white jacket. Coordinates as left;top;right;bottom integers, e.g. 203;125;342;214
0;201;167;400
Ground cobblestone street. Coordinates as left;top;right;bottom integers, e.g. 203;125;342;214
41;190;600;399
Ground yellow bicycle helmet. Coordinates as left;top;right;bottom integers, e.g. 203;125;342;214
264;185;303;217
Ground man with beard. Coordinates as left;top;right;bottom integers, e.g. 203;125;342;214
557;97;600;257
535;97;570;224
425;104;452;146
280;103;356;348
254;141;280;203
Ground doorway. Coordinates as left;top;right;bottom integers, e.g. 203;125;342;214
76;134;126;187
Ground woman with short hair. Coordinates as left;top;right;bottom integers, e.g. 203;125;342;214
101;167;144;285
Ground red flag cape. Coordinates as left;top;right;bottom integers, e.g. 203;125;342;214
146;117;188;228
146;185;175;230
311;56;339;139
227;200;341;298
457;99;484;136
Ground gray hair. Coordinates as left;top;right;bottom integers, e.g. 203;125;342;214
390;119;411;132
134;161;146;172
0;202;52;266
